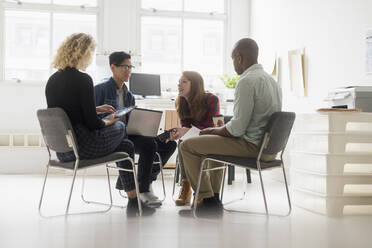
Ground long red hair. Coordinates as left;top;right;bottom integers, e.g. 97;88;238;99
176;71;209;121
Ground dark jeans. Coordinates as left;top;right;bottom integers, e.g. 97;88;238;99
128;135;177;193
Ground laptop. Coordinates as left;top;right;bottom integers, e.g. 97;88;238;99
126;107;163;137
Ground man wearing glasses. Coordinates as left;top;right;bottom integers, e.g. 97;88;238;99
94;51;177;209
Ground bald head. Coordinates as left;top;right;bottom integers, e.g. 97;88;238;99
231;38;259;74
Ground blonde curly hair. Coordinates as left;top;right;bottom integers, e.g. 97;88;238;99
52;33;96;70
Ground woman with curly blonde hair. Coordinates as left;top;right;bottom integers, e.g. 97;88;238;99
45;33;154;217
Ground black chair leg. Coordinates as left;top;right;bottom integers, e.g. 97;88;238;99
227;166;251;185
228;165;234;185
246;169;252;184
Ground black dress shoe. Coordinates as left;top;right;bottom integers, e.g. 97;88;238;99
126;198;156;217
178;197;223;218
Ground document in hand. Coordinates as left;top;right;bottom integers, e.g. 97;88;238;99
181;126;201;140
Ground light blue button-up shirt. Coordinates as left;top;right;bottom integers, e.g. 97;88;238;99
226;64;282;146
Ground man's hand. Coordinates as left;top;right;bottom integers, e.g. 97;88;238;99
96;104;116;114
200;126;232;137
199;127;215;135
166;127;190;142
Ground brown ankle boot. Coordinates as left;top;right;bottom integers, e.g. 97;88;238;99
175;180;192;206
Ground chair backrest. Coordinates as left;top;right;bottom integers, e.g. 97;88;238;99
261;111;296;155
37;108;76;153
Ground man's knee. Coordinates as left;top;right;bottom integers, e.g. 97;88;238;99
179;138;198;154
179;139;187;153
133;137;156;152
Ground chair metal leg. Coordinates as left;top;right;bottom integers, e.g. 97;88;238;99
156;152;166;202
223;164;291;217
282;162;292;215
81;168;125;209
106;167;113;209
65;166;78;215
132;161;142;216
221;165;246;206
192;159;207;218
175;163;180;184
172;155;180;201
257;165;269;215
119;153;166;203
39;164;115;218
220;165;227;201
38;164;50;217
220;164;245;207
107;158;142;216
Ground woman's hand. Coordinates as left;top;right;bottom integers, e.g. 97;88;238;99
103;114;119;126
167;127;190;142
96;104;116;114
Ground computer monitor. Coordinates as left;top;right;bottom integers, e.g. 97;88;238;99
129;73;161;97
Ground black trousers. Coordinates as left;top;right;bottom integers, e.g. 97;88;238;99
128;135;177;193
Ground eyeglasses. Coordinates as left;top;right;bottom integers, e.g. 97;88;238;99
114;64;135;70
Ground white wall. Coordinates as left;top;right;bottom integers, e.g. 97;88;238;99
0;0;249;173
250;0;372;112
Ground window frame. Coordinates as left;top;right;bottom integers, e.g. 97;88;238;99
138;0;229;78
0;0;102;84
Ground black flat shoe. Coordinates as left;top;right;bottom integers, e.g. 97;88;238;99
178;198;223;219
126;198;156;217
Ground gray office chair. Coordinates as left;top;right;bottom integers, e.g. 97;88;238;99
37;108;142;217
193;111;296;217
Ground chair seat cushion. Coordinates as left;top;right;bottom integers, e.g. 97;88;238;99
50;152;129;170
206;154;282;170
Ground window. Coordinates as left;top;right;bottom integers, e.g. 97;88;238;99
140;0;226;91
5;11;50;81
142;0;182;11
1;0;99;83
184;0;224;13
141;17;182;74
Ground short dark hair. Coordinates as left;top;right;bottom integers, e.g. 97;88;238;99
109;51;131;66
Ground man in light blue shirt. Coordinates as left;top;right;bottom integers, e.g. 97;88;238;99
178;38;282;217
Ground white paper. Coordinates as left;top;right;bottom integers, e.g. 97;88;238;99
288;48;306;97
271;54;280;85
181;126;201;140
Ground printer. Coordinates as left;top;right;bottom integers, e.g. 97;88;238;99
324;86;372;112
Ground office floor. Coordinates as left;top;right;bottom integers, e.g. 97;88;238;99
0;172;371;248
